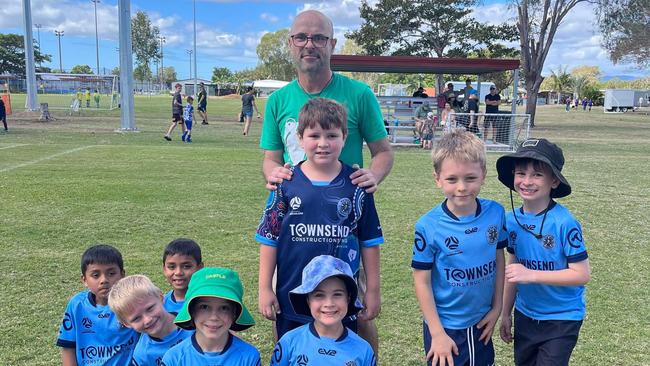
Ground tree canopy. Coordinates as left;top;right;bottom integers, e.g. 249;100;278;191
131;11;160;81
596;0;650;67
70;65;93;74
0;33;51;75
256;29;295;81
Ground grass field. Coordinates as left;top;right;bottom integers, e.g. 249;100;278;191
1;94;649;365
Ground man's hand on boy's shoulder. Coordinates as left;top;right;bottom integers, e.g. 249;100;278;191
265;163;293;191
476;308;500;345
350;164;378;193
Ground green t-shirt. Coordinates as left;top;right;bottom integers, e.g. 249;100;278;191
260;73;387;168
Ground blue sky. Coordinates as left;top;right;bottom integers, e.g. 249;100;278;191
2;0;648;81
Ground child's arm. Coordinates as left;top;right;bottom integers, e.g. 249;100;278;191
505;259;590;286
61;348;78;366
413;269;458;365
500;253;517;343
258;245;280;321
476;248;505;344
359;246;380;321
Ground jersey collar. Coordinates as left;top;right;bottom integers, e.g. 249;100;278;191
191;332;233;355
518;200;557;216
442;198;482;221
308;322;349;342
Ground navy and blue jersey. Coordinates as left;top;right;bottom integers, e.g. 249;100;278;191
411;198;508;329
163;290;184;314
131;327;193;366
161;333;260;366
255;163;384;323
56;291;140;365
270;322;376;366
183;103;193;123
506;201;588;321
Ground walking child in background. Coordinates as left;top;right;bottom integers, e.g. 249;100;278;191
182;96;194;143
0;98;7;131
85;88;91;108
76;89;83;108
581;97;588;111
164;83;186;141
197;82;208;125
588;99;593;111
161;238;204;314
497;139;590;366
412;130;507;366
94;89;101;108
421;112;437;150
565;97;571;112
241;86;261;136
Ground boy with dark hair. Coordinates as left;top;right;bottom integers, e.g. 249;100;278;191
57;244;139;366
182;95;194;143
271;255;376;366
164;83;186;141
162;238;204;314
412;130;508;366
108;275;192;366
0;98;7;131
197;82;208;125
497;138;591;366
257;97;384;341
161;267;260;365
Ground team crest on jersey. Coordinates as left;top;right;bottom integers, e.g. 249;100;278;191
348;249;358;262
337;198;352;218
567;227;584;248
541;235;555;249
297;354;309;365
444;236;460;251
486;225;498;244
82;317;93;329
509;231;517;247
290;197;302;211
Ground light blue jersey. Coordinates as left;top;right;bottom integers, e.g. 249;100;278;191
411;198;508;329
163;290;184;314
506;201;588;321
270;323;376;366
56;291;139;365
131;327;193;366
161;333;260;366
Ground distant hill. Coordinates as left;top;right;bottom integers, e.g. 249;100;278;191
601;75;637;81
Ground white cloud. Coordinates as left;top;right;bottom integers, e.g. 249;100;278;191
260;13;280;23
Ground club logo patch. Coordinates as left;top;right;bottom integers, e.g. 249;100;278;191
567;227;583;248
82;317;93;329
445;236;460;250
290;197;302;210
542;235;555;249
297;354;309;366
486;225;498;244
337;198;352;218
414;231;427;252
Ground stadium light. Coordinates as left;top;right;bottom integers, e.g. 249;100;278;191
186;49;193;82
91;0;100;75
159;36;165;89
34;23;42;67
54;30;64;72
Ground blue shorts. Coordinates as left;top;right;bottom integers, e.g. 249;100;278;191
423;321;494;366
242;111;253;118
185;120;193;130
276;315;357;340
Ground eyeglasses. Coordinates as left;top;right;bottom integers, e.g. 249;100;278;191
290;33;330;48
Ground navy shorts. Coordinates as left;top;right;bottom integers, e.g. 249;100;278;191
423;321;494;366
172;113;182;123
513;309;582;366
198;104;206;112
276;315;357;340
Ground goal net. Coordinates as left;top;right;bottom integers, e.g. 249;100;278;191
35;73;119;111
443;112;531;152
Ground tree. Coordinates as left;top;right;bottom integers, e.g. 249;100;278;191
70;65;93;74
515;0;586;127
596;0;650;67
339;38;381;89
570;74;590;98
211;67;233;84
131;11;160;81
161;66;177;84
543;65;572;103
0;33;52;75
570;65;602;85
111;67;120;75
256;29;295;81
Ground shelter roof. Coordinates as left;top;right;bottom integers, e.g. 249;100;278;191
331;55;520;74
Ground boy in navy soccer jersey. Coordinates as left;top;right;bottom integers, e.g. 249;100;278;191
412;130;508;366
182;96;194;143
162;238;204;314
161;267;260;366
271;255;376;366
256;97;384;340
496;139;590;366
57;244;139;366
108;275;193;366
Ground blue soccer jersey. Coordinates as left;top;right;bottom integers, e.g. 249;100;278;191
411;198;508;329
160;333;261;366
163;290;184;314
56;291;140;365
183;103;193;123
506;201;588;321
255;163;384;323
270;322;376;366
131;327;193;366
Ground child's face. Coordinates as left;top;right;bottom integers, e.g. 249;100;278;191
513;162;559;207
192;297;235;343
307;277;349;329
163;254;203;295
82;263;124;306
123;294;169;338
299;124;346;168
435;159;486;217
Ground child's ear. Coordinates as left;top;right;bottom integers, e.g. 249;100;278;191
198;262;204;270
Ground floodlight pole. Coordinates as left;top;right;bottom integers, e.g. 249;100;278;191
118;0;135;131
34;23;42;67
91;0;100;75
159;36;165;90
193;0;197;96
186;49;193;82
22;0;39;110
55;30;64;72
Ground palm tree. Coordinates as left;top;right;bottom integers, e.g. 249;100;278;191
549;65;572;103
571;75;590;100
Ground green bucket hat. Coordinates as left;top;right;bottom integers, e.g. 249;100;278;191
174;267;255;332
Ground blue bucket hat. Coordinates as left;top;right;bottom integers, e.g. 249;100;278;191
289;255;363;319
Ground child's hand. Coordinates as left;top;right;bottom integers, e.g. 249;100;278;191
259;288;280;321
358;288;380;321
476;308;500;345
505;263;535;283
499;312;513;343
427;331;458;366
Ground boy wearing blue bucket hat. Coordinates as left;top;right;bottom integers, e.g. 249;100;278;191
160;267;260;366
496;138;591;366
270;255;376;366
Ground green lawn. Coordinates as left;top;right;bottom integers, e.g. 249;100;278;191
1;95;648;365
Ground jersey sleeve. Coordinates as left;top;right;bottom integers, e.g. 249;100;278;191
358;192;384;247
56;298;77;348
260;94;284;151
561;218;588;263
269;339;290;366
255;188;287;247
358;87;388;143
411;221;435;270
497;210;509;249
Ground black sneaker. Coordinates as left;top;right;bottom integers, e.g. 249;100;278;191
202;121;208;125
164;135;172;141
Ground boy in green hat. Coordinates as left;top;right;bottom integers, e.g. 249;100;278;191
161;267;260;365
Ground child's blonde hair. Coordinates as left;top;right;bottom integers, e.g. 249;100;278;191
432;130;486;174
108;275;162;324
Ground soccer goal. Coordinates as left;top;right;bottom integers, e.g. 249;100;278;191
443;112;531;152
35;73;120;111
